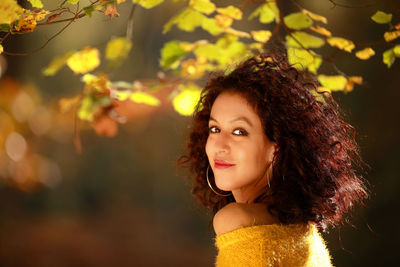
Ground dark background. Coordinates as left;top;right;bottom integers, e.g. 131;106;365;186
0;0;399;266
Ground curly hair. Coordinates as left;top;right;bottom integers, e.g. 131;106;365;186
178;52;369;232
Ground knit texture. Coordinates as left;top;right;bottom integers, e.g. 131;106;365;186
214;223;333;267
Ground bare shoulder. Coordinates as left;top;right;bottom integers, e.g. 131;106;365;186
213;202;279;236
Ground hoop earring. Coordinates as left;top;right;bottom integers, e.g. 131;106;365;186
206;165;232;197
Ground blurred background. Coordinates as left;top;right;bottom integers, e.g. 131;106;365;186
0;0;399;266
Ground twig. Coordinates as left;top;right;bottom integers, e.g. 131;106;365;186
126;4;137;41
328;0;378;9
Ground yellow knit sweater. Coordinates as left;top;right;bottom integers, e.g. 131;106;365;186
214;223;333;267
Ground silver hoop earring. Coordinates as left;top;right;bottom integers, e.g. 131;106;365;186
206;165;232;197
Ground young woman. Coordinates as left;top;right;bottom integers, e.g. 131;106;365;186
179;52;369;266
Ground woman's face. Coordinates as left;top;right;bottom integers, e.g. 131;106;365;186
205;92;276;196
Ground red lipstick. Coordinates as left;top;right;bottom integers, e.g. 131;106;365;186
214;159;235;169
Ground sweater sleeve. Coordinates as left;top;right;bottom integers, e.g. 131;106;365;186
214;223;333;267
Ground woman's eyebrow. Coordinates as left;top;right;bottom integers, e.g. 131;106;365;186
209;116;253;127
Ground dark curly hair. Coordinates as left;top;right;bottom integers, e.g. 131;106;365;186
178;52;369;232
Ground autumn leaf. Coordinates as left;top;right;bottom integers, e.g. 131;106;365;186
163;8;206;33
0;44;3;54
133;0;164;9
393;45;400;57
104;3;120;18
0;0;24;24
301;9;327;24
130;91;160;106
67;47;100;74
81;73;110;93
284;12;313;30
27;0;43;8
287;47;322;74
215;14;233;28
383;48;395;68
286;31;325;48
371;10;392;24
15;9;50;32
201;17;223;35
160;40;188;69
249;2;279;24
172;83;202;116
355;47;375;60
318;75;347;91
216;5;242;20
105;37;132;65
384;30;400;42
59;95;81;113
42;51;75;76
190;0;215;15
251;30;272;43
345;76;363;92
327;37;355;52
310;25;332;37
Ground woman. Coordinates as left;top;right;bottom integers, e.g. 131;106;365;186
178;52;369;266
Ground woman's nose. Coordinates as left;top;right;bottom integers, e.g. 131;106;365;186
214;133;230;153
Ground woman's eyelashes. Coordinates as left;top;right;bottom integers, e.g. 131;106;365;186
208;125;249;136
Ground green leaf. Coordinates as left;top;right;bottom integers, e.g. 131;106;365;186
42;51;75;76
285;31;325;48
284;12;313;30
160;40;188;69
172;83;202;116
287;48;322;74
217;5;242;20
0;24;12;32
130;92;160;106
194;43;221;61
163;8;206;33
27;0;43;8
383;48;395;68
189;0;215;15
249;2;279;24
201;17;223;36
371;10;392;24
133;0;164;9
83;6;94;17
318;75;347;91
105;37;132;65
66;0;79;4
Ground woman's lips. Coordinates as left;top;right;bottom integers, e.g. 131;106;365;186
214;160;235;169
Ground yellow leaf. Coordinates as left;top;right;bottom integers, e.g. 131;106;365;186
216;5;242;20
395;24;400;30
0;44;3;54
105;37;132;64
318;75;347;91
42;51;74;76
172;84;202;116
27;0;43;8
371;10;392;24
327;37;355;52
384;30;400;42
355;47;375;60
345;76;362;92
310;25;332;37
249;2;279;24
117;0;126;3
81;73;110;92
383;48;395;68
215;14;233;28
133;0;164;9
201;17;223;36
393;45;400;57
224;28;251;38
130;91;160;106
190;0;215;15
163;8;206;33
15;9;49;32
0;0;24;24
251;30;272;43
287;48;322;74
67;47;100;74
286;31;325;48
301;9;327;24
284;12;313;30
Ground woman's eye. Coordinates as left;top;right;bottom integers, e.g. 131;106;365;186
208;126;219;133
233;129;248;136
